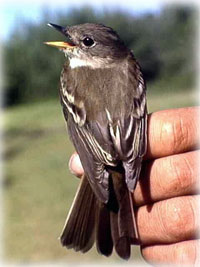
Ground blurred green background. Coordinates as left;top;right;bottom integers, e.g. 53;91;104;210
2;0;199;265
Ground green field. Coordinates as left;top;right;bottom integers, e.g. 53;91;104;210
3;88;198;264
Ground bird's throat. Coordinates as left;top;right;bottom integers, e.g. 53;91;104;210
69;57;94;69
68;56;119;70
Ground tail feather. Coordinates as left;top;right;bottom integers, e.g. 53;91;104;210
60;171;138;259
109;169;138;259
60;175;96;252
110;208;131;260
96;203;113;256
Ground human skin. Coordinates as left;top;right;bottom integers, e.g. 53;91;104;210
68;107;200;265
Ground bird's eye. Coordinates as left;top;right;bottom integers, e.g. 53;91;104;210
82;37;95;47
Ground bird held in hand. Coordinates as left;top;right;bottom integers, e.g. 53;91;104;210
45;22;147;260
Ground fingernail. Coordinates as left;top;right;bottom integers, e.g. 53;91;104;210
68;153;83;178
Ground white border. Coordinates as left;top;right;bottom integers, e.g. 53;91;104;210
0;0;200;266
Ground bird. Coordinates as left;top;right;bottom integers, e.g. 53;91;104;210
45;22;147;260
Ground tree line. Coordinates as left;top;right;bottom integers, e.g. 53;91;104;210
4;5;196;106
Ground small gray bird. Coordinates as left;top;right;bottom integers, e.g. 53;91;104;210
45;23;147;260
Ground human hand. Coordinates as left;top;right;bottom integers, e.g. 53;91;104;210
69;107;200;265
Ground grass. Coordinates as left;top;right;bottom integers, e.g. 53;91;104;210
3;88;198;264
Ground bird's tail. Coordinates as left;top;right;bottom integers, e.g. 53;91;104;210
60;172;139;260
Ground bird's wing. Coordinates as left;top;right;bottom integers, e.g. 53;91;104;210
120;106;147;191
106;55;147;191
60;94;117;203
67;115;117;203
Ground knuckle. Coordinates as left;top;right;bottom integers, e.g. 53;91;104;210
167;154;194;194
160;197;196;241
172;116;187;150
160;115;189;154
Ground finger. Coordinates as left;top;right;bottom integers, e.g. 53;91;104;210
141;240;199;265
146;107;200;159
136;195;199;245
69;152;83;178
133;150;199;206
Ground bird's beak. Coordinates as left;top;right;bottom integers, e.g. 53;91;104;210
44;23;76;49
44;41;75;49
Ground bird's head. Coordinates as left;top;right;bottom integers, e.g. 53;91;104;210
45;23;129;68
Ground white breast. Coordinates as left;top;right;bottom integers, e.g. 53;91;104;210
69;57;92;69
69;56;113;69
